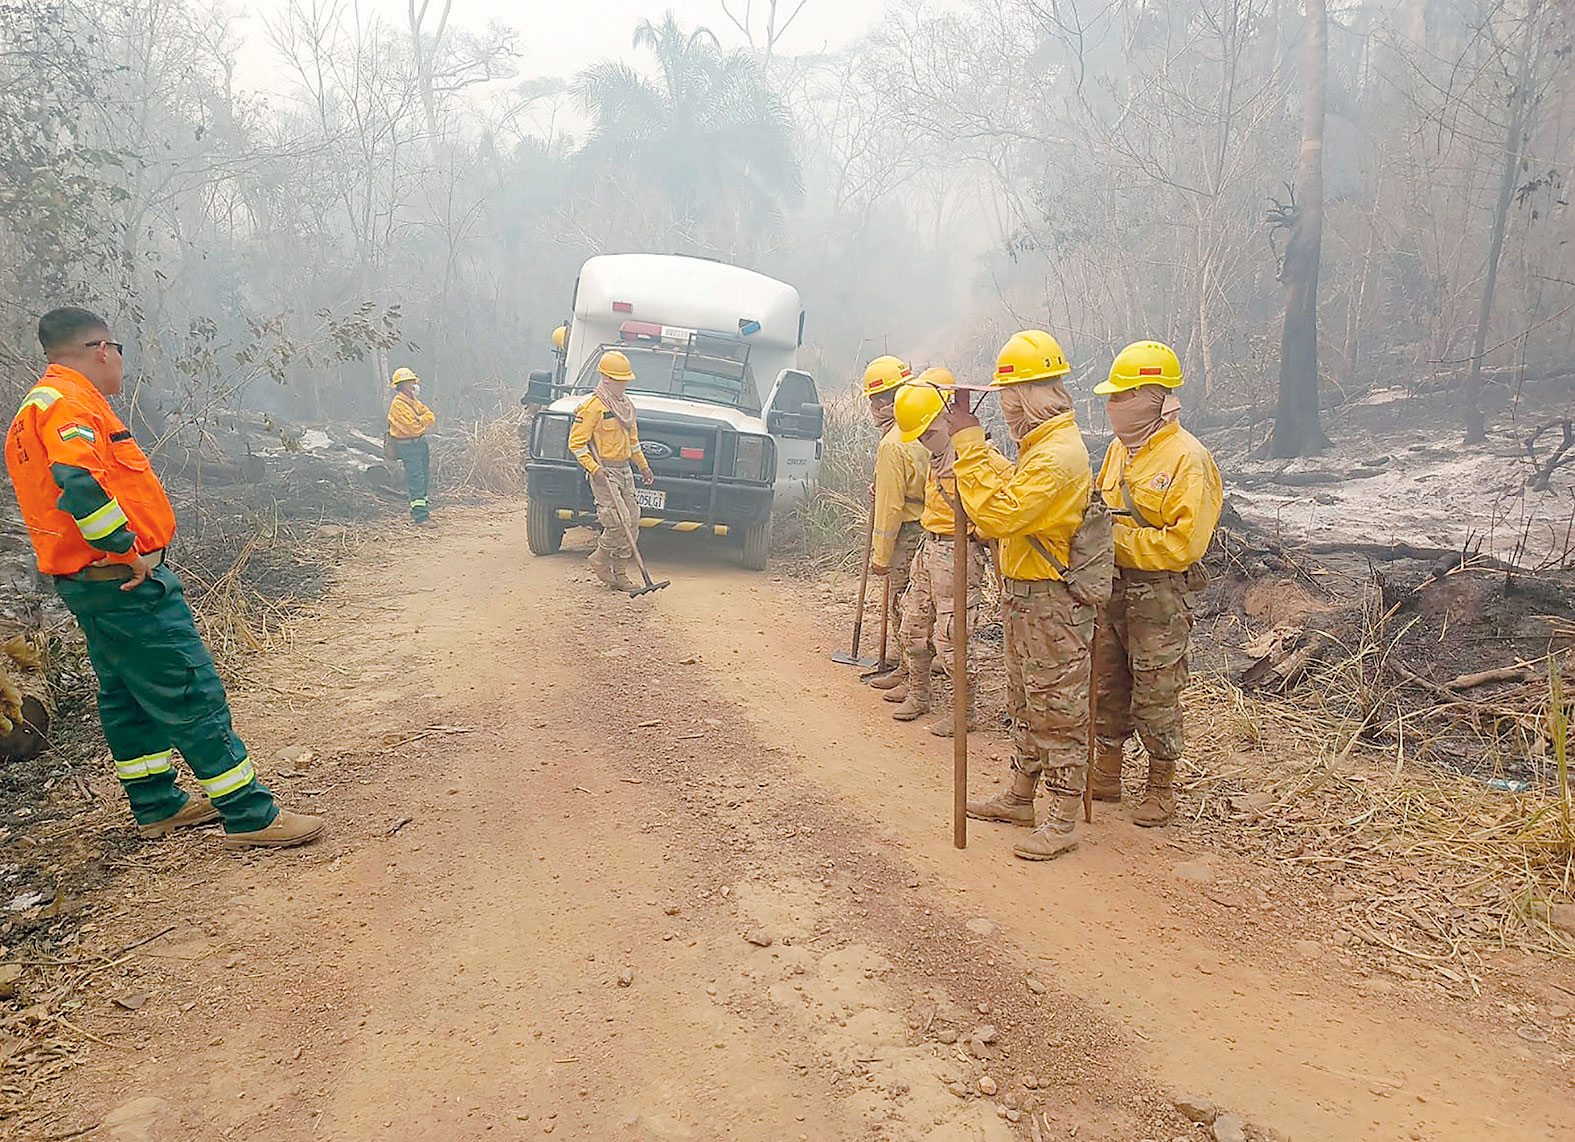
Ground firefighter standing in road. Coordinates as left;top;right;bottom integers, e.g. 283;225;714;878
1089;341;1222;826
947;330;1095;861
569;350;655;592
891;373;986;737
4;308;324;849
863;355;929;695
387;367;435;524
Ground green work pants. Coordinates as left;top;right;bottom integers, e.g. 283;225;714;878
394;437;430;521
55;565;279;833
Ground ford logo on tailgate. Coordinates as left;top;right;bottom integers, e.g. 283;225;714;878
641;441;675;461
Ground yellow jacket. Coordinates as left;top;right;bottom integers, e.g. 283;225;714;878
387;394;434;439
872;425;929;566
1098;422;1222;572
952;414;1090;581
920;467;964;536
568;395;652;475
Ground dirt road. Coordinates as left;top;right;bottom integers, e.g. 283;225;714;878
35;503;1575;1140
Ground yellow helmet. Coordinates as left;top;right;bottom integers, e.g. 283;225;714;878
551;325;568;351
598;349;635;382
992;330;1070;386
917;366;956;388
391;367;419;388
1096;340;1183;394
862;355;912;398
895;383;948;443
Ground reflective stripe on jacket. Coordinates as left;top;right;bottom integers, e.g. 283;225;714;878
5;364;177;575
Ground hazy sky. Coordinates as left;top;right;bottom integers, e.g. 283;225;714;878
236;0;892;94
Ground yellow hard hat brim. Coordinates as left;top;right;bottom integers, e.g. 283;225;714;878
602;369;634;382
1098;374;1182;395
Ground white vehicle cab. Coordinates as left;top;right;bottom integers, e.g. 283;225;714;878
524;254;823;570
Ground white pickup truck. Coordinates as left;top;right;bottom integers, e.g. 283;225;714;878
523;254;824;570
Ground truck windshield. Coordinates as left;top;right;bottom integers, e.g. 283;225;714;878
575;346;762;414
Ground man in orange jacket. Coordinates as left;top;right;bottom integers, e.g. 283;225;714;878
5;307;324;849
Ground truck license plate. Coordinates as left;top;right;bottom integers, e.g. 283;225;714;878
635;488;666;511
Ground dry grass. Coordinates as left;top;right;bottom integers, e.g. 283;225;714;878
430;411;527;496
1180;663;1575;991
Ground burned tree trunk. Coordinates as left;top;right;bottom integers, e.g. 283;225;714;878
1270;0;1331;458
1463;26;1535;447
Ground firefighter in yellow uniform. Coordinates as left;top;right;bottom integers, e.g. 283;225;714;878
569;350;654;591
1089;341;1222;825
863;355;930;694
387;367;435;523
949;331;1095;861
891;373;985;736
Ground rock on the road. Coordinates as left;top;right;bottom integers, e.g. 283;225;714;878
1212;1112;1249;1142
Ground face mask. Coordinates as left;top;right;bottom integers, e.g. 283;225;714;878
871;400;896;434
1106;385;1169;450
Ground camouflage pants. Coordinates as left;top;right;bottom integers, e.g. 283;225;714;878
885;520;925;655
1003;579;1093;797
1094;569;1195;761
592;464;640;560
899;534;984;678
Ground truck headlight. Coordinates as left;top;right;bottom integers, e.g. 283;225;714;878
733;434;772;482
533;413;572;461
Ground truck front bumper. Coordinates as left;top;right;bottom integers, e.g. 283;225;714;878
526;462;774;531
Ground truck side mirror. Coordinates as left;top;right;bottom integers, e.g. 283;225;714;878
768;403;823;440
523;370;555;406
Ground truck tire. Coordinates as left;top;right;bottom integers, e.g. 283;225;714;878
526;494;565;555
740;517;771;571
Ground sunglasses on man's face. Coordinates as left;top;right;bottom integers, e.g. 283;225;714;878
85;339;125;355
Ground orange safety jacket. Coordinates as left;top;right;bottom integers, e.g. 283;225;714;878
5;364;177;576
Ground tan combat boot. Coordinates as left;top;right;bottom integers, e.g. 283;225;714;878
965;769;1038;826
929;672;977;738
1090;742;1125;803
137;795;220;839
1013;793;1082;861
612;557;641;593
223;810;327;850
587;548;619;588
1132;759;1179;827
870;666;907;692
892;657;933;721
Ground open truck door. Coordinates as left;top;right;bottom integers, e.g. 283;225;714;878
762;368;823;509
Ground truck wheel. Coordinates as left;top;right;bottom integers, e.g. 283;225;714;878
740;518;771;571
526;494;565;555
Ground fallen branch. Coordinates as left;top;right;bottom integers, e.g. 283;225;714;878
1445;666;1531;691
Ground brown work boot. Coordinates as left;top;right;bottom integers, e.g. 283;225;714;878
223;810;326;850
1013;794;1081;861
869;666;907;691
966;769;1038;826
588;549;619;588
1091;742;1125;803
892;669;932;721
1132;759;1179;827
928;673;976;738
137;795;220;839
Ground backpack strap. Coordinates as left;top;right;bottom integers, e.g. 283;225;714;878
1119;469;1162;529
1025;533;1069;576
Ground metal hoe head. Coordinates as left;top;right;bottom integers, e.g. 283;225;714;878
831;651;879;668
628;579;670;597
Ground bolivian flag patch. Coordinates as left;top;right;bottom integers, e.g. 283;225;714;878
59;424;96;444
